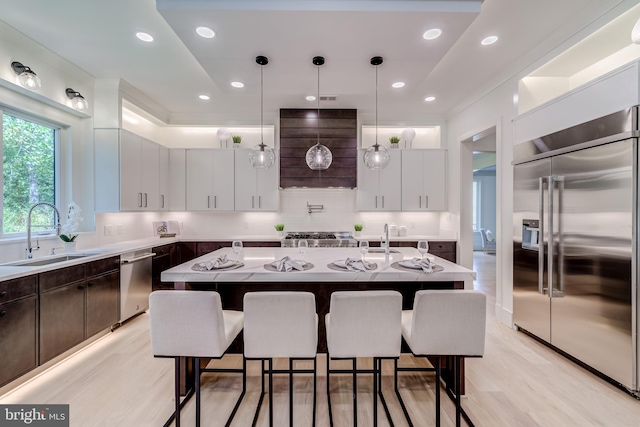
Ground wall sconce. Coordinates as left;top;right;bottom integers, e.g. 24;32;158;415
632;18;640;44
65;88;88;111
11;61;41;89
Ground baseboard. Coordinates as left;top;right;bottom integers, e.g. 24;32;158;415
495;303;513;328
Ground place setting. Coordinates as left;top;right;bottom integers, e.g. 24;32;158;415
328;240;378;272
191;241;245;271
264;239;314;272
391;240;444;273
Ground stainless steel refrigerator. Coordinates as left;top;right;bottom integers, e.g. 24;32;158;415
513;108;638;392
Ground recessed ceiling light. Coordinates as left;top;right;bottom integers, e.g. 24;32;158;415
425;96;436;102
481;36;498;46
306;96;316;101
423;29;442;40
196;26;215;38
136;32;154;42
199;95;210;100
231;81;244;88
392;82;405;88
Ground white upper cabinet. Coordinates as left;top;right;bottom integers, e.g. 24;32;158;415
401;149;446;211
234;149;279;211
186;149;235;211
158;146;169;211
168;149;186;211
357;149;401;211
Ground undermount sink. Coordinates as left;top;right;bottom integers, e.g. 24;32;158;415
6;253;96;267
368;248;400;254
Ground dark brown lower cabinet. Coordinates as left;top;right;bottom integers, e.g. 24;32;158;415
86;271;120;337
0;295;37;387
368;240;457;263
39;280;86;364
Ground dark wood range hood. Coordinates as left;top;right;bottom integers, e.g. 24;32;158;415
279;108;357;188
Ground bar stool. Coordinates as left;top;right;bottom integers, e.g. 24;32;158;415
243;291;318;427
396;290;486;427
325;290;402;427
149;290;246;427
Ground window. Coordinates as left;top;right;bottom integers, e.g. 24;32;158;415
2;112;57;235
472;178;481;231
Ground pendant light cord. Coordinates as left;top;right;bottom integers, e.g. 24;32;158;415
375;62;378;147
317;64;320;147
260;63;264;146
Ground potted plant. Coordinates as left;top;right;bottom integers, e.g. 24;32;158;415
354;224;363;237
389;136;400;148
60;202;83;252
232;135;242;148
275;223;285;237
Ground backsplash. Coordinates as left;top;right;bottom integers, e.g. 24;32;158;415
0;189;451;264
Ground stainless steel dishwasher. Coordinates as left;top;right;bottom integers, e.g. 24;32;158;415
119;250;155;323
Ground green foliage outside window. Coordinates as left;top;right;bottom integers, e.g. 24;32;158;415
3;113;56;234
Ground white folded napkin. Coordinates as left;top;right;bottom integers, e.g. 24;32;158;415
272;256;305;272
191;254;235;271
344;257;374;272
410;257;434;273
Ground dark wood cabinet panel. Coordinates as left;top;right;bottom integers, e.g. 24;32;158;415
178;242;197;264
152;244;178;291
86;271;120;337
196;242;227;257
367;240;457;263
0;296;37;387
86;256;120;278
40;265;85;293
39;281;85;363
280;109;357;189
0;275;36;303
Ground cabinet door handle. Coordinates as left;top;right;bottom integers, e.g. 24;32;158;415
0;311;6;317
258;196;261;209
375;196;378;209
87;283;94;288
161;195;165;208
252;196;255;209
77;285;85;290
0;290;6;297
207;195;211;208
144;193;148;207
214;195;217;209
419;195;421;208
425;195;428;208
138;193;143;207
382;195;385;208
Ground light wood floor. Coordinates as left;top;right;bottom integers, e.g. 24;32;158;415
2;252;640;426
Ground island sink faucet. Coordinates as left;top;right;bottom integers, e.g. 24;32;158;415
26;202;61;259
383;223;390;255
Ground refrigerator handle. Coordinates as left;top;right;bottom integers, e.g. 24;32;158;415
548;175;556;299
538;177;547;295
554;176;565;295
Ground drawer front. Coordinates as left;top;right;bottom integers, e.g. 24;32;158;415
429;241;456;253
86;256;120;278
152;244;174;258
0;275;37;303
39;265;86;293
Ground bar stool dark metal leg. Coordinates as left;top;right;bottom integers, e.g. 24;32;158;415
353;358;358;427
373;358;378;427
175;357;181;427
327;354;334;427
195;357;201;427
269;358;274;427
289;358;294;427
455;356;461;427
313;357;317;427
435;357;441;427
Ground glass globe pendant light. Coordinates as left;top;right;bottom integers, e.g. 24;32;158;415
363;56;390;170
249;55;276;169
306;56;333;170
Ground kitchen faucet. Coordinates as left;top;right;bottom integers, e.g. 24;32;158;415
383;223;390;255
26;202;61;259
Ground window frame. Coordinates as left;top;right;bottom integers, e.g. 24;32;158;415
1;107;61;239
472;177;481;232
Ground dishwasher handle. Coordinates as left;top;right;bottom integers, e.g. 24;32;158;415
120;252;156;265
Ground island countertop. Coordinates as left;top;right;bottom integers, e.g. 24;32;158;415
161;246;475;284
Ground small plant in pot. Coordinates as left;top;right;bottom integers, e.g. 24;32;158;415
389;136;400;148
275;223;285;237
232;135;242;147
60;202;83;252
354;224;363;237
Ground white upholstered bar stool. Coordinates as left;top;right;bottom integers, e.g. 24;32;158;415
325;290;402;427
397;290;486;427
243;291;318;427
149;290;245;427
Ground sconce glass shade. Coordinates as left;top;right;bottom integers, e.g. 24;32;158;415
363;144;391;170
306;143;333;170
65;88;88;111
11;62;41;89
632;18;640;44
249;143;276;169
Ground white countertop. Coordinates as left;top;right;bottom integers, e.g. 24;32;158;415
161;247;474;283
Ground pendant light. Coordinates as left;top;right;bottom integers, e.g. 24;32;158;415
363;56;390;170
249;55;276;169
305;56;333;170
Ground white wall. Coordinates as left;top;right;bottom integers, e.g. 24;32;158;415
473;170;497;251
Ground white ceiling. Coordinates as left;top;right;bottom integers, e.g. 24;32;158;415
0;0;625;125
